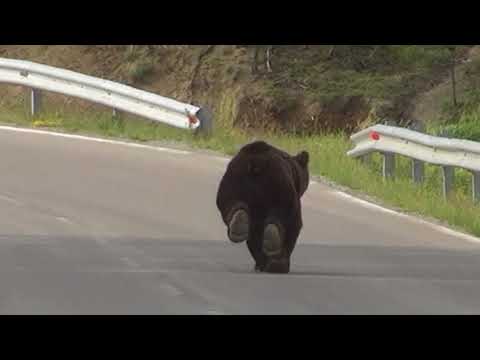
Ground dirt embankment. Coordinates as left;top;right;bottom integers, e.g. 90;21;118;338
1;45;478;134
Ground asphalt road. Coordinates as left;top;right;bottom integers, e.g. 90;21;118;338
2;127;480;315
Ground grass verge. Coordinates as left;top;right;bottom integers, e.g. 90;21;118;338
1;102;479;238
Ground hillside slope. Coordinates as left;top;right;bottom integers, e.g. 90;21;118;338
1;45;479;134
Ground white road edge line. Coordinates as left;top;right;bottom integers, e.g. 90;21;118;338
331;190;480;244
0;194;23;206
55;216;75;225
213;157;231;163
0;125;192;155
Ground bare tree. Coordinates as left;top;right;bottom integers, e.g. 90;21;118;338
448;46;458;107
248;45;275;74
327;45;336;59
266;45;273;73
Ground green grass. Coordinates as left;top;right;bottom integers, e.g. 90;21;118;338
429;90;480;141
264;45;460;107
1;101;479;237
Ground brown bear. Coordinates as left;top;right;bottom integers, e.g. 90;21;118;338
216;141;310;274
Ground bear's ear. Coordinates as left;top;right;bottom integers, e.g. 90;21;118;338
295;151;309;168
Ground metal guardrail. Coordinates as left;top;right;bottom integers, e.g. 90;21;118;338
348;122;480;202
0;57;213;135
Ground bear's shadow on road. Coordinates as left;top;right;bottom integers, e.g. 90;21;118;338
3;235;480;281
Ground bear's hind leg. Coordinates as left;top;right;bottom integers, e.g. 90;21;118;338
247;219;268;272
225;202;250;244
262;219;290;274
261;207;301;274
262;221;285;258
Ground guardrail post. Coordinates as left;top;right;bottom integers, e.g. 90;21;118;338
382;152;395;179
360;154;371;166
438;129;455;199
410;121;425;183
442;166;455;199
382;120;396;179
28;88;41;117
195;107;213;137
472;171;480;204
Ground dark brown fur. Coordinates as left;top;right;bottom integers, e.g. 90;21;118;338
216;141;310;272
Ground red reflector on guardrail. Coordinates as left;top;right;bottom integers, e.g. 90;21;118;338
187;113;199;126
370;131;380;141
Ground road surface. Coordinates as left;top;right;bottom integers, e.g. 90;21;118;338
1;126;480;314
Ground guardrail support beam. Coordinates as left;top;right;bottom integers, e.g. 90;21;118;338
472;171;480;203
442;166;455;199
382;152;395;179
412;159;425;183
410;121;425;184
28;88;41;117
438;128;455;199
360;154;372;166
195;107;213;137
